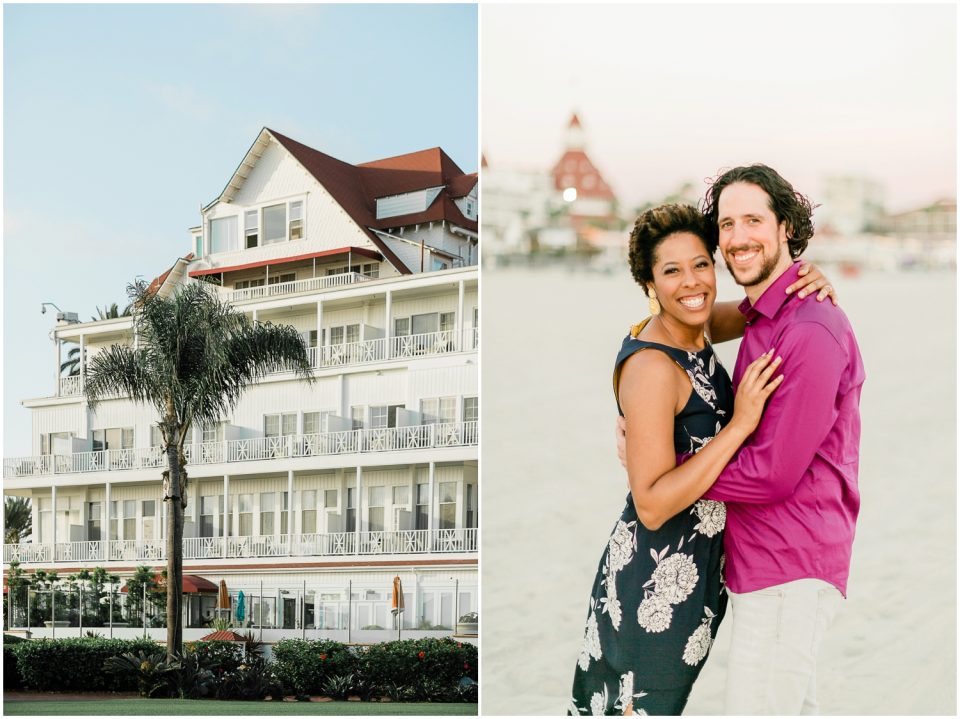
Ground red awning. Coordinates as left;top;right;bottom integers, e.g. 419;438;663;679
120;574;218;593
188;246;382;277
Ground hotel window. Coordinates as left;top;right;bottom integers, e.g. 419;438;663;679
37;498;52;543
440;312;456;332
326;262;378;278
393;317;410;337
41;431;74;455
438;482;456;530
281;492;289;534
329;324;360;345
345;488;356;532
302;490;317;534
351;406;365;430
245;210;259;249
238;494;253;536
324;489;338;510
303;412;320;436
142;500;156;540
264;413;297;438
210;216;238;254
463;397;478;424
150;426;163;448
416;483;429;530
260;493;276;535
370;404;403;429
234;278;265;290
263;203;286;244
87;502;101;541
268;272;296;285
466;484;476;529
392;486;409;506
421;397;456;424
123;500;136;539
289;201;303;240
200;495;221;538
92;427;134;452
368;486;385;532
200;423;224;444
109;501;119;540
195;235;204;259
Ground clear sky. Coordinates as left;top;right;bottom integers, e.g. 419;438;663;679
3;3;478;456
482;3;956;212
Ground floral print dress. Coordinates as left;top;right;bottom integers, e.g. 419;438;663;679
568;332;733;716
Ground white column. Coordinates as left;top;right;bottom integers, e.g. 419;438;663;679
386;290;393;342
427;462;437;537
79;333;86;379
105;482;112;549
287;470;294;542
51;485;58;555
252;309;258;323
55;334;61;391
355;466;363;552
315;301;323;365
457;281;465;348
222;475;230;557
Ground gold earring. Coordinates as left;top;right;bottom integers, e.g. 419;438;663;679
648;289;661;316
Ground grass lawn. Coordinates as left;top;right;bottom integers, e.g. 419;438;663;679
3;698;478;716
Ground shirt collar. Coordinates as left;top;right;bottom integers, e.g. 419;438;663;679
738;262;802;321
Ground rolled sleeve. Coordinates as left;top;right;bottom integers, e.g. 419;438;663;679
703;322;846;504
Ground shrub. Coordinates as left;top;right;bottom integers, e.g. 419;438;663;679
185;640;244;674
4;645;22;690
361;638;477;701
215;654;282;701
103;649;170;697
13;637;158;692
271;639;358;694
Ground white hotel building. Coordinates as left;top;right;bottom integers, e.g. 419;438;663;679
3;128;479;642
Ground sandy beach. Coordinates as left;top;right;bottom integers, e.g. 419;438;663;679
480;264;956;715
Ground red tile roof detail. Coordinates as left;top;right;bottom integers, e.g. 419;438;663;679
551;149;616;201
200;630;247;642
266;129;479;273
120;574;217;593
188;246;381;277
569;112;582;128
448;173;478;199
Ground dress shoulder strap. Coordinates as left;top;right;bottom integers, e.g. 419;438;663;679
612;318;692;416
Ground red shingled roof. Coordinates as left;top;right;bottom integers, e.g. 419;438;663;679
147;253;194;295
551;149;616;201
200;630;247;642
267;130;478;272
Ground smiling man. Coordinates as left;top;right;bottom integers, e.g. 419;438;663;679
694;165;866;714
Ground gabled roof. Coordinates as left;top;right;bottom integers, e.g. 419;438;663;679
551;149;616;201
261;129;478;272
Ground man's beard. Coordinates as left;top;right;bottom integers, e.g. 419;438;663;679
724;241;783;287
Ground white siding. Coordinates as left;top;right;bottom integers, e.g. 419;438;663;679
31;405;86;455
375;187;442;220
202;137;378;266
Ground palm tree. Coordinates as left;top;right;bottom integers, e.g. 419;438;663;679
60;347;83;377
84;278;312;658
58;303;131;377
92;302;132;321
4;496;32;544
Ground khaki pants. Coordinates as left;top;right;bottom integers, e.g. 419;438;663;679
724;578;842;715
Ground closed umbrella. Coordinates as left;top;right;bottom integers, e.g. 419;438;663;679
236;591;246;624
217;580;230;621
391;576;404;639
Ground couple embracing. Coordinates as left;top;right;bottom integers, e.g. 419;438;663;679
569;165;865;716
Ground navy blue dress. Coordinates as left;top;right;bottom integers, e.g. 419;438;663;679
568;331;733;716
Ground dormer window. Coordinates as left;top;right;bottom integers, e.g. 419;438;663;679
245;210;259;249
263;204;286;244
210;216;238;254
290;201;303;240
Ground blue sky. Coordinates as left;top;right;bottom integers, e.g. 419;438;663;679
3;3;478;455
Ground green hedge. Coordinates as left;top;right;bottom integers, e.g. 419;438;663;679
271;639;358;694
362;638;477;695
12;637;159;692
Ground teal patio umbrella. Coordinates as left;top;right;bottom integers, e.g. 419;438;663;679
236;591;246;624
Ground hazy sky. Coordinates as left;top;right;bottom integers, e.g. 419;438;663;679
482;3;956;211
3;3;477;456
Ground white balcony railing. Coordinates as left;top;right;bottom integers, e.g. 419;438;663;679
55;326;479;398
3;422;477;479
223;272;372;303
5;529;477;565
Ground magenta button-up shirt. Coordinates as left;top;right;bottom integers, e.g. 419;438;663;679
702;262;865;596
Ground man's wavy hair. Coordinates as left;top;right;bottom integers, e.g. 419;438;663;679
628;204;716;294
701;164;817;259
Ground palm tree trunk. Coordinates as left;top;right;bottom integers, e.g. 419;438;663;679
164;442;184;659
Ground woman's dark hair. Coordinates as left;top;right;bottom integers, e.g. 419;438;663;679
701;164;817;259
628;204;716;295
